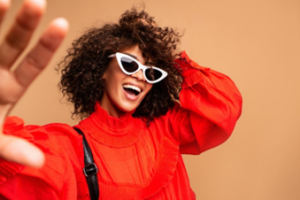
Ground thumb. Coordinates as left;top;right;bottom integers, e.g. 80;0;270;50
0;134;45;168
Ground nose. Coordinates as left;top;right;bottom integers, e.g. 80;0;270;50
131;69;145;82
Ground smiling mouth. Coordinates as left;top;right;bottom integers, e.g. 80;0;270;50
123;84;142;96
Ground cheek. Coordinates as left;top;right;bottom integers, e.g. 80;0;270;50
105;69;125;83
144;84;153;94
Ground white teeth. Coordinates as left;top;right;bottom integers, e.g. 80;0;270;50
123;84;141;93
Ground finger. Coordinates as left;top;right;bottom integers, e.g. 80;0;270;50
0;134;45;168
0;0;46;68
0;0;10;24
14;18;68;89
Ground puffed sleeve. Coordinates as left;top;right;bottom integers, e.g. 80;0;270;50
167;51;242;154
0;117;78;200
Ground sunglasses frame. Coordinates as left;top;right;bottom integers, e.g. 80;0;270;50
108;52;168;84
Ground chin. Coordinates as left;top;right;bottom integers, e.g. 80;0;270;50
116;102;138;114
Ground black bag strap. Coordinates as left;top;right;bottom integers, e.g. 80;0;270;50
74;127;99;200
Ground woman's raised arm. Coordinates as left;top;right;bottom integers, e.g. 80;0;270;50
164;51;242;154
0;0;68;168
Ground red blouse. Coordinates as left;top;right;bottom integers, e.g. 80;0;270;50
0;51;242;200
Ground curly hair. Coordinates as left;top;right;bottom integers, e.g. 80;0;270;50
58;8;183;123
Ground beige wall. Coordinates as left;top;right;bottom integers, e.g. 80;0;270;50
5;0;300;199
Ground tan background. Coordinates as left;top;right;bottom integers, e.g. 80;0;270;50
4;0;300;199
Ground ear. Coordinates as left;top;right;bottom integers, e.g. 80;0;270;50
102;71;107;79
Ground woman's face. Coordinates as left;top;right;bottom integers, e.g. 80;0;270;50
100;45;153;117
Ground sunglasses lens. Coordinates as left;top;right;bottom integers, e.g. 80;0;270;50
121;57;139;73
145;68;163;81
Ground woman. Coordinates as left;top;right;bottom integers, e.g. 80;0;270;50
0;0;242;199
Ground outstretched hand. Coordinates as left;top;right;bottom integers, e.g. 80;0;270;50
0;0;68;168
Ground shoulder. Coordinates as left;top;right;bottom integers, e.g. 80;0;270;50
4;116;79;137
3;116;82;156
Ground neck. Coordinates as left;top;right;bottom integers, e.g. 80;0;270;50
100;95;126;118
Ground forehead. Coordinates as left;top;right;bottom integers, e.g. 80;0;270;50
120;45;152;65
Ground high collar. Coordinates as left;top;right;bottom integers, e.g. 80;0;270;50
92;102;136;132
78;102;143;147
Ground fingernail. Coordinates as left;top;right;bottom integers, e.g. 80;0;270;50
52;18;69;30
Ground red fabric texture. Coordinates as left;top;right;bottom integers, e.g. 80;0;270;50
0;52;242;200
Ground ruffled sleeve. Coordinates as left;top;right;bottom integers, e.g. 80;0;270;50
166;51;242;154
0;117;78;200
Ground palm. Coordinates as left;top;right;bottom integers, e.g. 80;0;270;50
0;0;68;168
